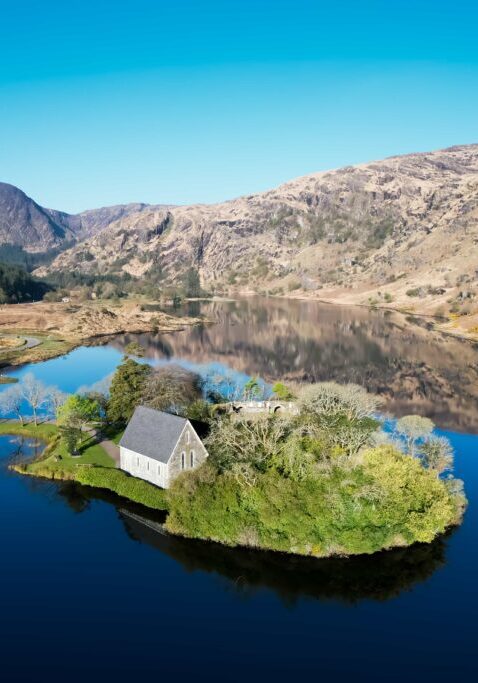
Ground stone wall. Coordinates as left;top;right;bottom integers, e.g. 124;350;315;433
168;423;209;484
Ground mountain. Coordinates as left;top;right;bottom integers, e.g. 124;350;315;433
0;183;74;252
0;182;168;254
36;145;478;307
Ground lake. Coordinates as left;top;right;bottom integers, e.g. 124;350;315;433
0;297;477;681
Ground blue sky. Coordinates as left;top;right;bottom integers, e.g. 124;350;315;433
0;0;477;212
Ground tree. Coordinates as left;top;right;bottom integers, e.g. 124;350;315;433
59;425;83;455
298;382;381;421
20;373;48;425
48;387;68;420
396;415;434;457
84;391;109;421
243;377;264;401
297;383;380;455
272;382;295;400
58;395;101;431
107;358;151;424
142;364;202;415
206;415;292;472
0;384;25;424
419;436;454;476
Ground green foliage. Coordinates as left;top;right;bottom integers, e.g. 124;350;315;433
272;382;295;400
107;358;151;424
0;261;52;303
59;424;83;455
243;377;264;400
0;244;72;272
58;394;101;429
74;467;168;510
166;445;463;556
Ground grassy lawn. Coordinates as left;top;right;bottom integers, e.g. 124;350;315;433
3;420;168;512
0;421;58;441
0;421;115;470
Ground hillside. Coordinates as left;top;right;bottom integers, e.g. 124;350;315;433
0;182;168;254
36;145;478;317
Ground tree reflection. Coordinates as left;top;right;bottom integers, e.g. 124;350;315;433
118;507;449;605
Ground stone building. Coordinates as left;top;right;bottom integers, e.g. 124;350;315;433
119;405;208;489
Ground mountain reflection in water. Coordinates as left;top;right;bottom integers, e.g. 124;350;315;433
111;297;478;433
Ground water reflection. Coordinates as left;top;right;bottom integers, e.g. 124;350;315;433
111;297;478;432
0;434;44;468
120;507;449;605
54;480;450;605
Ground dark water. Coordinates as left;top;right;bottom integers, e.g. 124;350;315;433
1;297;478;681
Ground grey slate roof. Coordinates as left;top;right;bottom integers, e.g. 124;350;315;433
119;405;188;464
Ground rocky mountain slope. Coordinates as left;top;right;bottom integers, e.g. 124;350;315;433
0;183;74;251
38;145;478;312
0;182;169;252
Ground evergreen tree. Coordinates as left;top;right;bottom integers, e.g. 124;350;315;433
107;358;151;424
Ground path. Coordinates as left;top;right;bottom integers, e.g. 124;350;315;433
23;336;41;349
98;437;120;466
86;426;120;466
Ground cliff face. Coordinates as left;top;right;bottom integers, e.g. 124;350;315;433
37;145;478;301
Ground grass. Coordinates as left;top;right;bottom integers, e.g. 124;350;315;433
0;421;58;441
3;420;167;512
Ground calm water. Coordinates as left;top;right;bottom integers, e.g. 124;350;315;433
1;297;478;681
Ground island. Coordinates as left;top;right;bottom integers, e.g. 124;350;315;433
2;353;466;559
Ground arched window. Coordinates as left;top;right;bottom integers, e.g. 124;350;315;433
190;450;195;467
181;452;185;469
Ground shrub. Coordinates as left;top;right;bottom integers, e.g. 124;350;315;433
75;466;168;510
166;445;462;556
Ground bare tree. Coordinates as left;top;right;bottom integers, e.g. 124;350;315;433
0;385;25;425
206;415;292;470
142;364;202;415
419;436;454;476
298;382;381;421
395;415;434;457
20;373;48;425
47;387;68;420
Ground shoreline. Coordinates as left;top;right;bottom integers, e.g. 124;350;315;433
262;291;478;345
1;292;477;374
0;298;208;370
